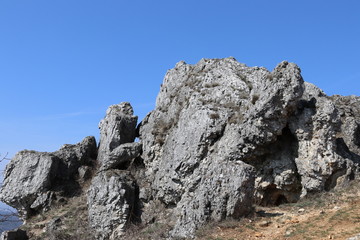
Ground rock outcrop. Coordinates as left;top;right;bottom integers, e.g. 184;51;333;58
87;102;141;240
139;58;304;237
0;136;97;219
87;170;138;240
1;57;360;239
97;102;138;166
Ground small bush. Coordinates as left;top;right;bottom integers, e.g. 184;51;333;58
209;113;220;119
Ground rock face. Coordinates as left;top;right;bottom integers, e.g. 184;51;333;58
2;58;360;239
87;170;138;240
87;103;141;239
139;58;304;237
97;102;138;167
0;151;59;218
0;136;97;219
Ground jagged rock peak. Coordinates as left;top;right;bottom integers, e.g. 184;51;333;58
87;102;142;239
97;102;138;166
105;101;134;116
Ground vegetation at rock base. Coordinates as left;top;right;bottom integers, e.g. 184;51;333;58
195;180;360;240
21;194;95;240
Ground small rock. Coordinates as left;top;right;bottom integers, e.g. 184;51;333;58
78;166;92;181
285;229;294;236
46;217;62;231
278;218;287;224
255;232;265;237
298;208;305;213
289;218;300;224
0;229;28;240
258;220;271;227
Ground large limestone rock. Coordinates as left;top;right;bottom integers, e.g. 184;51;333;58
100;142;142;171
0;136;97;219
87;170;138;240
139;58;305;237
289;83;351;196
87;102;141;239
97;102;138;166
0;151;59;218
53;136;97;180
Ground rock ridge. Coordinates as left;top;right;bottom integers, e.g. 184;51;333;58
1;57;360;239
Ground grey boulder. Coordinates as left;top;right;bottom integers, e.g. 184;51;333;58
0;151;59;218
97;102;138;167
87;170;138;240
100;142;142;171
0;136;97;219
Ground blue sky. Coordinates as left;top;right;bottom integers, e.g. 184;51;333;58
0;0;359;173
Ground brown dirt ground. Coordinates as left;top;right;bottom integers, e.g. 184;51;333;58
196;181;360;240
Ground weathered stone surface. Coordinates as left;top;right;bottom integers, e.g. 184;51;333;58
0;228;28;240
139;58;305;237
348;233;360;240
0;136;97;219
97;102;138;166
100;142;142;171
289;83;351;196
0;151;59;218
54;136;97;180
78;165;92;182
84;102;141;240
331;95;360;159
170;161;255;238
87;170;138;240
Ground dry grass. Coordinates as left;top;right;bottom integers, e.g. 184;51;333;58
196;180;360;240
23;194;95;240
16;177;360;239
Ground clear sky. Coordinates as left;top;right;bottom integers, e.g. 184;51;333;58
0;1;359;174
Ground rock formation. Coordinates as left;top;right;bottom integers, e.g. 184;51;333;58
1;57;360;239
0;136;97;219
87;102;141;240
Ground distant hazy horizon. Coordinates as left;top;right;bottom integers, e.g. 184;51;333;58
0;210;22;233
